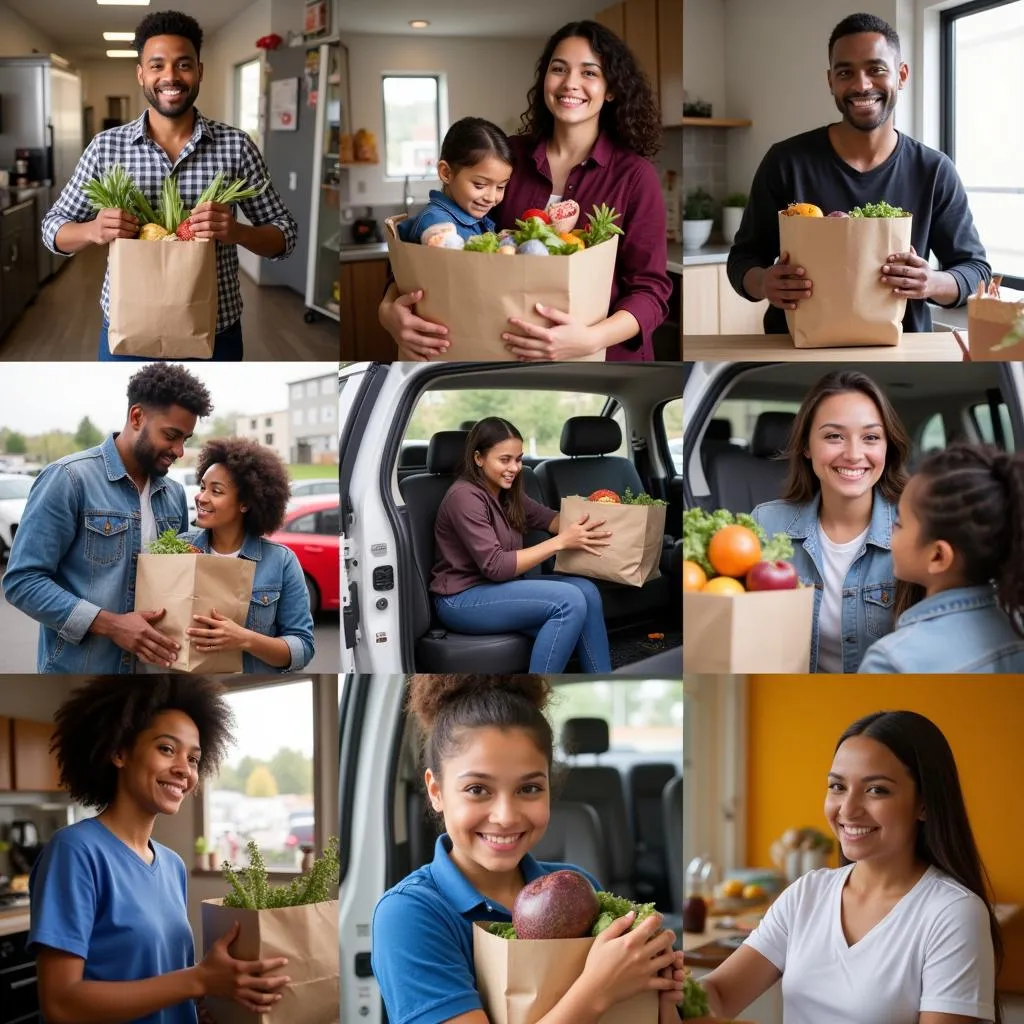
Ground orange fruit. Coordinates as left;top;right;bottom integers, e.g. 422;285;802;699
701;575;745;596
707;525;762;578
782;202;824;217
682;560;707;592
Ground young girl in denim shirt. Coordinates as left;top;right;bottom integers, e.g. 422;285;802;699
751;369;910;673
859;444;1024;673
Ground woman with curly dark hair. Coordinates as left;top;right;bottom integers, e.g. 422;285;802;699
379;20;671;363
30;677;291;1024
175;437;315;672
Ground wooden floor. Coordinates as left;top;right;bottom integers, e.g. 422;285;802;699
0;245;339;361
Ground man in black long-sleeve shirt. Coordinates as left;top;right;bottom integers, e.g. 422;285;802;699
727;11;990;335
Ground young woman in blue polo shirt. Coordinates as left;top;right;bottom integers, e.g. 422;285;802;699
29;677;290;1024
371;676;683;1024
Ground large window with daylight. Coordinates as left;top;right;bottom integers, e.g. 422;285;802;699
203;680;316;873
942;0;1024;287
235;58;262;146
383;75;442;179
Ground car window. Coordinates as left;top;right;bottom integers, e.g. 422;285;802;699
661;399;683;474
285;512;319;534
919;412;947;452
715;398;802;447
970;401;1016;451
0;478;32;500
405;389;628;458
318;508;340;534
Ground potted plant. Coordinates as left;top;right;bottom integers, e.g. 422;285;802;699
194;836;216;872
721;192;748;245
683;188;716;251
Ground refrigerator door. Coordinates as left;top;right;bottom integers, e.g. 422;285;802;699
46;65;83;277
0;62;46;170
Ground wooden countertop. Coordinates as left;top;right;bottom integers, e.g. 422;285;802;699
0;905;30;937
684;332;967;362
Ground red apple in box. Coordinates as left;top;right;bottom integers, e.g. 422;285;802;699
745;560;799;591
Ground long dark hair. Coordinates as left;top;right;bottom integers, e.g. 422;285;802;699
836;711;1003;1022
907;444;1024;633
518;20;662;158
439;116;513;175
460;417;526;533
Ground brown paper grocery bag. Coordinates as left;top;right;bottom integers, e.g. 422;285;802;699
385;215;612;362
134;553;255;673
779;213;912;348
108;238;217;358
473;922;656;1024
967;293;1024;360
201;899;339;1024
553;496;666;587
683;586;814;673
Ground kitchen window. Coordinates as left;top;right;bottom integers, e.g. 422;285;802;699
235;58;262;147
199;680;318;874
941;0;1024;288
382;74;443;179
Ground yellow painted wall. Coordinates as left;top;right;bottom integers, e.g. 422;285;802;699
746;676;1024;904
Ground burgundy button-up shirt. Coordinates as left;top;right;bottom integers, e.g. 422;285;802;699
495;132;671;361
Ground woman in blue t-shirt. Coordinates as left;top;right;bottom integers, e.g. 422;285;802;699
371;676;683;1024
30;677;291;1024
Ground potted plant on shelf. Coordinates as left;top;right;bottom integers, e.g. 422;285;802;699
194;836;217;872
721;192;748;245
683;188;716;251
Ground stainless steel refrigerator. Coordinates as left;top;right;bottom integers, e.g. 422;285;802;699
0;54;83;281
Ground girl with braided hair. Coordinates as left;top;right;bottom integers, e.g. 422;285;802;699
371;676;683;1024
859;444;1024;672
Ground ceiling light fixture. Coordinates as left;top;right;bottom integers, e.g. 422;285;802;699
106;49;139;57
103;32;135;41
96;1;151;7
409;20;430;29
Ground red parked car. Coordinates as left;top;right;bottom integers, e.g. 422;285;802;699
269;497;339;615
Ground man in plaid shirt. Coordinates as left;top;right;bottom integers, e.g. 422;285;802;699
42;10;298;361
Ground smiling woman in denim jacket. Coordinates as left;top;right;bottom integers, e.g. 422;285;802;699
751;370;910;673
859;444;1024;673
178;438;315;673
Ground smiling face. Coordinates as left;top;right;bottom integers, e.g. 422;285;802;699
131;403;196;478
440;153;512;220
804;391;887;504
194;461;246;533
111;709;201;818
474;437;524;496
137;34;202;119
426;726;550;888
827;32;907;132
825;735;924;867
543;36;614;129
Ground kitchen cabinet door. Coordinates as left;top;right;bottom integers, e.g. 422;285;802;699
624;0;660;107
350;260;398;361
717;265;769;334
658;0;683;123
683;264;720;335
12;717;61;792
595;2;625;38
0;717;11;791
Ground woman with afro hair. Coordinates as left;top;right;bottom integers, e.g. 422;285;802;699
176;437;315;673
29;677;291;1024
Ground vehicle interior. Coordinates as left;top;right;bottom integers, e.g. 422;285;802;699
384;364;683;673
684;361;1019;512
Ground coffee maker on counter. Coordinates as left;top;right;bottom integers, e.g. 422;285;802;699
12;147;47;187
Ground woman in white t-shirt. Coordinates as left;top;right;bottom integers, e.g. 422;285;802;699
750;369;911;673
696;710;1002;1024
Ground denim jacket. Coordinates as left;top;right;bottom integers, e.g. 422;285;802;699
179;529;315;673
751;491;897;673
2;434;188;673
859;584;1024;673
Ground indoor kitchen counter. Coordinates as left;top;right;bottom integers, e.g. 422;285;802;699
0;905;30;938
682;244;731;267
667;242;683;274
339;243;388;263
685;332;968;362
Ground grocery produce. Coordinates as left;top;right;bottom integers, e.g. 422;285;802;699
174;171;269;240
746;559;799;591
682;560;708;593
464;232;500;253
579;203;624;247
827;210;851;218
521;208;551;224
545;199;580;234
701;575;745;596
743;884;766;900
707;524;761;578
222;836;339;910
81;164;159;228
147;530;202;554
720;879;744;899
620;487;667;506
518;238;550;256
511;870;600;939
849;200;911;218
781;202;824;217
682;969;710;1018
587;488;621;503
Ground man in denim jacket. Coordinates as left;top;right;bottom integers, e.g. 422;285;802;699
3;364;213;673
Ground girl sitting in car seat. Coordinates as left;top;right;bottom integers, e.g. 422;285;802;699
431;417;613;672
858;444;1024;672
371;676;683;1024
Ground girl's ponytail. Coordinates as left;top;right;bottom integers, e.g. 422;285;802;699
993;451;1024;631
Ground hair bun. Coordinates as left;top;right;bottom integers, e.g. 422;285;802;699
407;675;552;731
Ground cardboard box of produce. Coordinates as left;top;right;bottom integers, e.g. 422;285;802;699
107;238;217;357
778;211;912;348
554;495;666;587
384;214;614;361
201;898;339;1024
473;921;657;1024
683;585;815;673
966;289;1024;360
134;552;255;673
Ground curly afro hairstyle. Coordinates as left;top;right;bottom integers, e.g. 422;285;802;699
52;676;234;810
519;21;662;159
126;363;213;419
407;675;554;780
197;437;291;537
134;10;204;60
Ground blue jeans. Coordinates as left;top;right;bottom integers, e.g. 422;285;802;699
434;575;612;673
97;318;244;361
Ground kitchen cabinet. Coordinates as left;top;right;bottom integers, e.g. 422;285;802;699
12;717;60;792
340;258;397;361
0;717;11;791
0;199;39;339
595;2;625;38
683;263;769;336
657;0;684;126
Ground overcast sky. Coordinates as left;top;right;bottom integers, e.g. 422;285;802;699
0;363;338;435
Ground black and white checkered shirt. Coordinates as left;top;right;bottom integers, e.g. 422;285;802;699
43;109;299;333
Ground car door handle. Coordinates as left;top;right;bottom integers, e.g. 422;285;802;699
304;545;324;553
